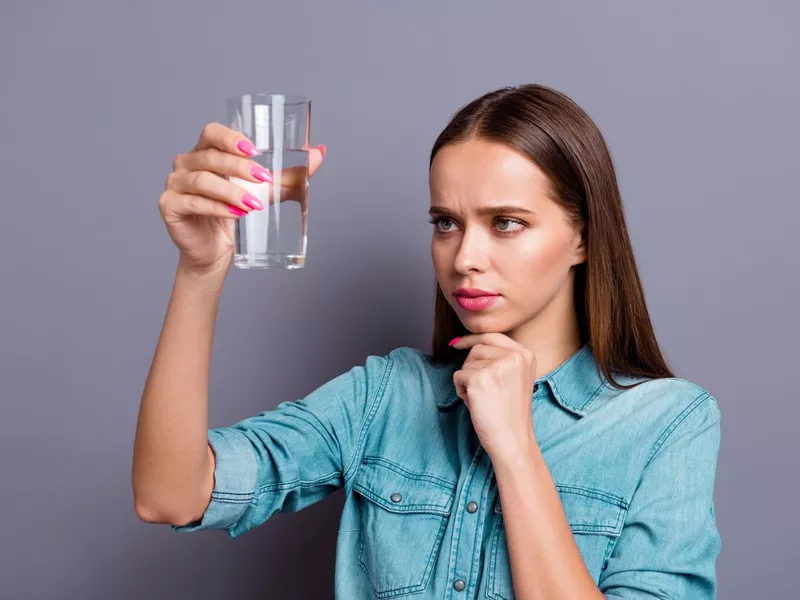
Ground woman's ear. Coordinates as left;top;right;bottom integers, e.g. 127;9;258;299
570;232;587;265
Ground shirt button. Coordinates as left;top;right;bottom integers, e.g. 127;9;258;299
533;383;539;392
390;493;402;503
466;501;478;513
453;579;466;591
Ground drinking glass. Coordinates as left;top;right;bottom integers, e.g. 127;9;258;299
227;94;311;269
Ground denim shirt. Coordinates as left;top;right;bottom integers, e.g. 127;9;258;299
173;343;722;599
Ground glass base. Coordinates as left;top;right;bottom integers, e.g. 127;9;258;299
233;253;306;269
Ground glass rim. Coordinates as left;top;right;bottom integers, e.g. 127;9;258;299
226;93;310;106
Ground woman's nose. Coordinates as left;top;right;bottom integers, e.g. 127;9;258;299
453;231;490;273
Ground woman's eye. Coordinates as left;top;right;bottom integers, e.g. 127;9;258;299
428;217;455;232
495;217;525;233
427;216;526;235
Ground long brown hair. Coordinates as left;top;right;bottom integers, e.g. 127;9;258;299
429;84;673;388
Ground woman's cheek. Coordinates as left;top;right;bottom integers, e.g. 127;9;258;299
514;235;571;292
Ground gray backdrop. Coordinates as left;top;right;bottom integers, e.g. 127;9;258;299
1;1;797;598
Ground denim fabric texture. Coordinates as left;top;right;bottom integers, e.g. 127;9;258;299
174;343;721;599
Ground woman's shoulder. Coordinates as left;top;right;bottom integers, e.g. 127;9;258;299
624;376;718;412
624;374;714;398
606;375;721;449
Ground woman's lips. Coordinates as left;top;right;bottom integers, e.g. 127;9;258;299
455;295;500;311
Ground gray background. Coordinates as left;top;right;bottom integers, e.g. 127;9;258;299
1;0;797;598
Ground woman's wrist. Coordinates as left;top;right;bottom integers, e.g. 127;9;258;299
175;256;229;296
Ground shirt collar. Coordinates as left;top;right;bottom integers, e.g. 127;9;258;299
436;342;606;417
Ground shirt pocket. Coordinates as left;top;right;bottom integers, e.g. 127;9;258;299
353;457;458;598
485;484;628;599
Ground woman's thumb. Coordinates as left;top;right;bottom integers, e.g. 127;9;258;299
309;144;327;177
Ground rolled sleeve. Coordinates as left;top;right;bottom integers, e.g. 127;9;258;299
171;428;258;535
600;394;722;599
171;351;393;539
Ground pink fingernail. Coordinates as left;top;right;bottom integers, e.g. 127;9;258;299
318;144;327;157
237;139;258;157
228;205;247;217
448;337;461;347
250;164;273;183
241;193;264;210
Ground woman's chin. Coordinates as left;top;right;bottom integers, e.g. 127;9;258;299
456;311;510;332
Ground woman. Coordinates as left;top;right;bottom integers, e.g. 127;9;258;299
133;83;721;599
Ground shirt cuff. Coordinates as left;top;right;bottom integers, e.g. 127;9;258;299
171;428;258;534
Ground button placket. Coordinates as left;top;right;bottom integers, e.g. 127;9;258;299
445;448;494;599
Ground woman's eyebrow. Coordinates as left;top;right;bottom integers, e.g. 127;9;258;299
428;204;537;217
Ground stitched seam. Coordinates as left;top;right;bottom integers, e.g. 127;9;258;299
579;373;607;411
256;470;340;494
487;518;502;599
556;485;629;509
208;494;253;504
603;536;614;562
210;490;252;497
464;467;493;597
645;392;710;467
361;456;458;491
437;384;460;409
614;500;623;532
343;352;395;483
549;377;585;416
375;583;427;597
419;516;448;591
457;449;490;597
360;524;443;599
358;524;442;597
570;525;619;535
442;445;483;599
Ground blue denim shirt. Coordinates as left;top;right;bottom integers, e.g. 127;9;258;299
173;343;721;599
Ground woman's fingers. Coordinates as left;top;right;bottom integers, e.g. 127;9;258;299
191;122;326;178
166;170;263;213
159;190;247;220
463;344;506;363
185;126;325;188
193;122;258;157
174;123;325;210
176;148;320;193
174;148;273;184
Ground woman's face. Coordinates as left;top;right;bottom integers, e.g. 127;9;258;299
429;138;586;338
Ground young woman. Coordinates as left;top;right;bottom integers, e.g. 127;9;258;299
133;83;721;599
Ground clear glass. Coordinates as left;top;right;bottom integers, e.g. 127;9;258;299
227;93;311;269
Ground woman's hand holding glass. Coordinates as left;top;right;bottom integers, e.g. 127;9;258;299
158;122;326;275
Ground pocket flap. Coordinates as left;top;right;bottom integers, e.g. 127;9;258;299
494;484;627;537
354;457;457;516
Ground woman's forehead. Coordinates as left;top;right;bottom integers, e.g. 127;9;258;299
429;140;551;208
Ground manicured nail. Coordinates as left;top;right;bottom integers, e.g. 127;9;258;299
228;205;247;217
250;164;273;183
448;337;461;347
318;144;327;157
237;139;258;157
241;193;264;210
